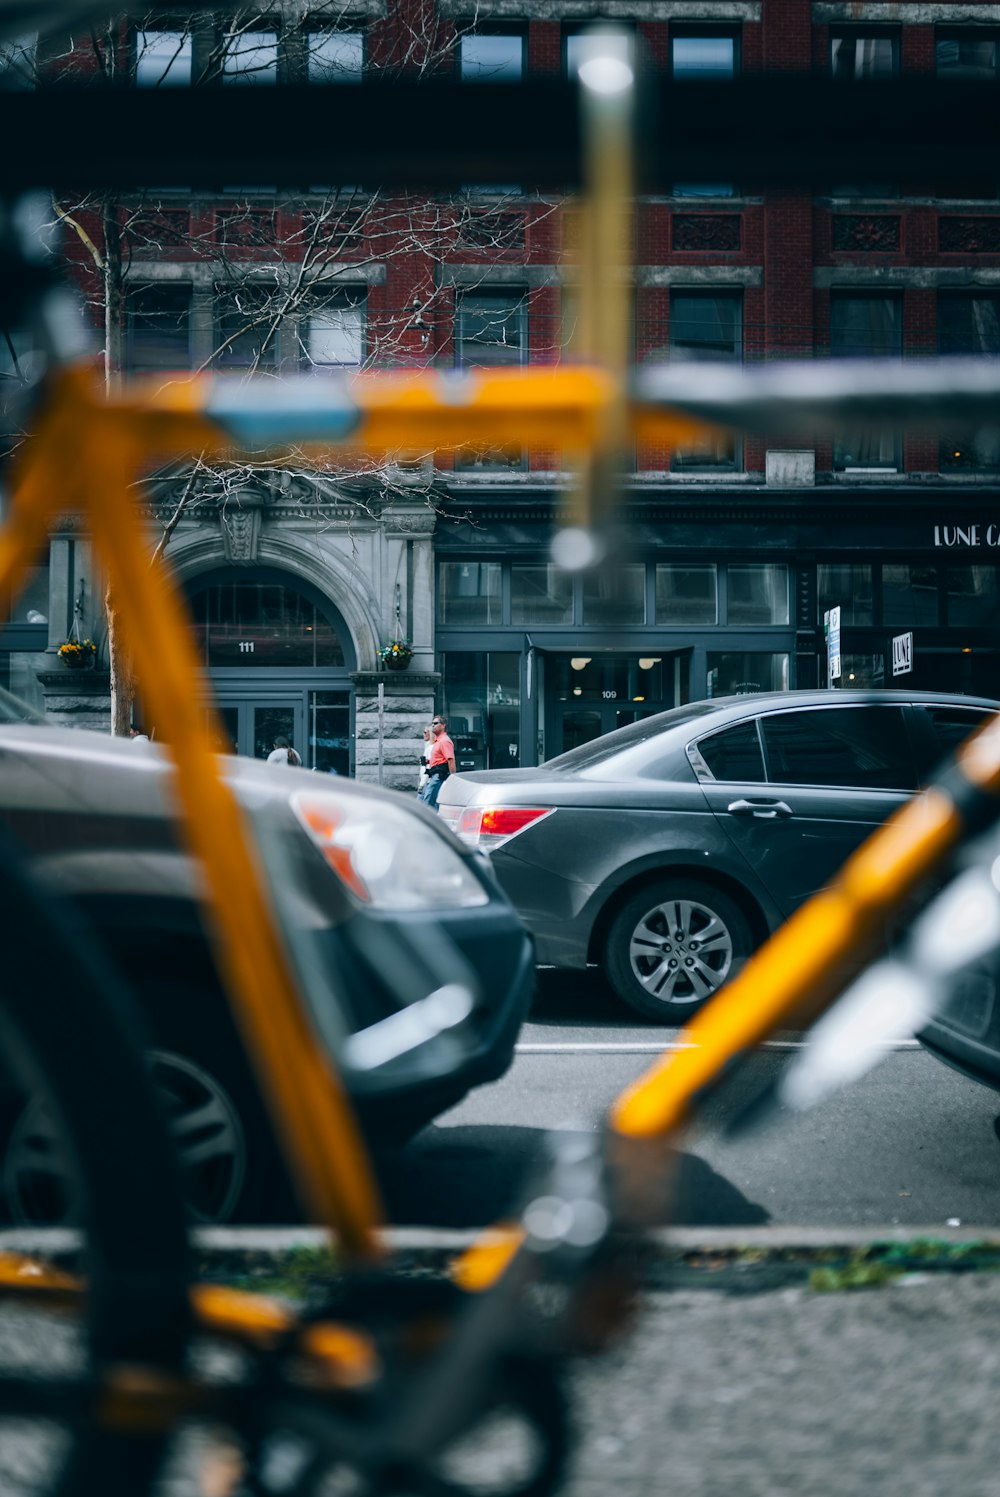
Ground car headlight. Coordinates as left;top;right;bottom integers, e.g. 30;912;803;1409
291;791;489;910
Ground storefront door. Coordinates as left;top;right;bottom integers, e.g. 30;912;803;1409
545;653;678;757
209;699;304;761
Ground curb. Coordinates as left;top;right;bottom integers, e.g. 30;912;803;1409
5;1224;1000;1292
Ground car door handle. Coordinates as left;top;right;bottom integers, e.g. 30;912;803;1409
727;798;793;819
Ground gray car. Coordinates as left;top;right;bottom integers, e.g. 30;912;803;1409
0;688;534;1224
438;690;998;1022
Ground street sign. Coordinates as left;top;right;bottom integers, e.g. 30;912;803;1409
892;631;913;676
824;606;842;685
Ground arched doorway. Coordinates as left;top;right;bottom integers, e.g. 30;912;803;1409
185;568;356;774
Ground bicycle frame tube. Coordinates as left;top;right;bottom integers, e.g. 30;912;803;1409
1;368;383;1259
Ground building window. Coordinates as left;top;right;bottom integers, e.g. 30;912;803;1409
829;293;901;469
455;291;526;468
222;28;279;85
303;290;365;368
655;563;718;624
460;31;524;81
882;564;939;627
456;291;525;367
935;33;999;195
817;563;874;626
438;562;502;625
309;690;352;777
126;284;192;371
936;32;998;79
440;653;520;771
190;581;345;668
707;652;789;697
830;32;898;80
670;33;737;197
216;285;279;369
946;566;1000;627
669;292;741;468
582;564;645;626
511;565;573;625
728;564;789;625
308;30;363;82
938;294;1000;470
134;28;192;87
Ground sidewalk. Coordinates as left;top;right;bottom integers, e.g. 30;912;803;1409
5;1225;1000;1495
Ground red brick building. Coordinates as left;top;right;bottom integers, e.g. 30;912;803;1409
8;1;1000;779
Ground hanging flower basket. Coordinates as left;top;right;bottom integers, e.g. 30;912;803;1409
379;639;413;672
58;638;97;671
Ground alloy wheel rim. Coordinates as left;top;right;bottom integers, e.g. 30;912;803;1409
4;1049;247;1226
628;897;734;1007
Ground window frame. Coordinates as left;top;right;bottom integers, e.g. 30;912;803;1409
829;28;900;81
301;286;367;370
125;282;193;372
668;289;743;470
306;27;364;83
133;26;194;87
458;25;526;82
668;26;739;198
214;282;281;370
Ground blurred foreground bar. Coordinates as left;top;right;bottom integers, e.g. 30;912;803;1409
0;78;998;190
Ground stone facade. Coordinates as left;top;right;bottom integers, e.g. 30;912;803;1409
352;672;439;794
37;670;113;734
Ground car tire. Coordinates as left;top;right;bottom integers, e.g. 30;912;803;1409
604;878;753;1022
144;999;298;1225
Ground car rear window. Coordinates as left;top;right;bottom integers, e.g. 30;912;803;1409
694;720;766;782
542;700;721;772
760;705;917;790
921;705;994;758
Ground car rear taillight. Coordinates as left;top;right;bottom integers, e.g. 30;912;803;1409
448;805;554;853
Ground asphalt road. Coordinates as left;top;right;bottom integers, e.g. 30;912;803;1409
375;968;1000;1230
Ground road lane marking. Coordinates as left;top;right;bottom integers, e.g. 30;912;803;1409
515;1040;921;1054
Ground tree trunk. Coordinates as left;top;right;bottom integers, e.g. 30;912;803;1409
102;192;134;735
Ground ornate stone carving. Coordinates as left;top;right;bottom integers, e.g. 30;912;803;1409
220;506;261;563
939;216;1000;254
831;215;900;252
672;215;742;252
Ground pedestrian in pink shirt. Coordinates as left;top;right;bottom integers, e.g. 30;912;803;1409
418;715;456;811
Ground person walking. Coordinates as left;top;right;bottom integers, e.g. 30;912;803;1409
418;715;455;811
267;735;301;767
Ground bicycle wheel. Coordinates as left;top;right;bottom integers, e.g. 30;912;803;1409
0;831;190;1496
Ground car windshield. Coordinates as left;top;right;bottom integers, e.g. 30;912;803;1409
541;700;722;772
0;683;48;725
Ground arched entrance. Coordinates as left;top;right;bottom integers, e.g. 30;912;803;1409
185;568;356;774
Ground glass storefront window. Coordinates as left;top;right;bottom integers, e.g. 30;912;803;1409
817;563;873;626
8;651;48;714
309;690;352;776
706;652;789;697
7;565;48;624
946;566;1000;627
552;655;666;704
727;564;789;624
511;565;573;625
581;565;645;626
837;652;888;688
655;563;718;623
438;562;502;625
190;581;345;667
882;564;939;626
441;652;520;770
